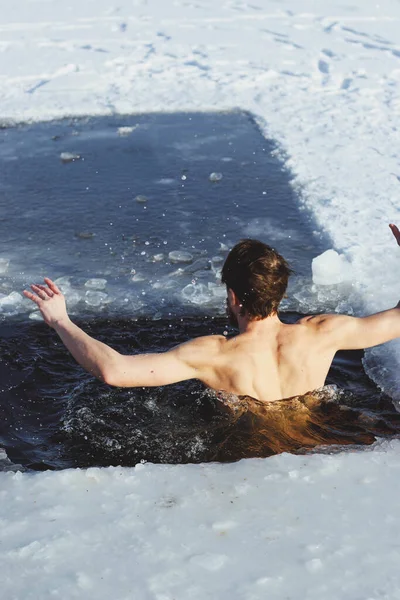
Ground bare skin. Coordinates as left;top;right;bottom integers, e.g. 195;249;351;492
24;224;400;402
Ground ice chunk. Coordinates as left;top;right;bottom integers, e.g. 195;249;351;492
84;278;107;290
135;195;148;204
0;291;23;311
0;258;10;274
54;276;71;286
157;178;175;185
152;253;164;262
181;282;210;305
312;250;352;286
211;255;224;277
117;126;137;137
84;291;109;307
152;278;179;290
131;273;146;282
209;172;223;182
75;231;95;239
53;276;74;296
168;251;193;264
29;311;43;321
60;152;81;163
182;258;210;274
208;282;226;298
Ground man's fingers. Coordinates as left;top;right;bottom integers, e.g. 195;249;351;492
44;277;61;295
31;284;49;300
389;223;400;246
36;284;54;298
23;290;41;305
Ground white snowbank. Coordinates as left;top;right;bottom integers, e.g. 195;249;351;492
2;440;400;600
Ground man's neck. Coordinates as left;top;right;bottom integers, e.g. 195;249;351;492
237;313;281;334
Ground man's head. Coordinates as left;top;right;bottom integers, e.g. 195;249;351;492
221;239;292;326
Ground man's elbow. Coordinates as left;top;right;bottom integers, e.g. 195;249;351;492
101;367;138;387
100;367;122;387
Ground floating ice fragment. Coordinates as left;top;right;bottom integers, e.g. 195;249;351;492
117;126;137;137
168;250;193;264
183;258;210;273
29;311;43;321
75;231;95;239
211;255;224;277
135;195;148;204
64;289;81;306
157;178;175;185
209;172;223;182
312;249;353;286
53;276;73;295
168;267;185;277
152;279;178;290
131;273;146;282
60;152;81;163
54;276;71;286
208;282;226;298
84;291;109;307
182;282;210;305
0;291;23;311
152;253;164;262
84;278;107;290
0;258;10;274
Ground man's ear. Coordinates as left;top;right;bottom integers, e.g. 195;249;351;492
227;288;240;307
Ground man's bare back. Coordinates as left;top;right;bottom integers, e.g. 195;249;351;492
182;317;340;401
23;224;400;403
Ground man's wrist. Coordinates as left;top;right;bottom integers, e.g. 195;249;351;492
52;316;72;331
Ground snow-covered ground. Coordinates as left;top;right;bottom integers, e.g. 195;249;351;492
3;440;400;600
1;0;400;597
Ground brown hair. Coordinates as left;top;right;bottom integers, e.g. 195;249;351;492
221;239;292;319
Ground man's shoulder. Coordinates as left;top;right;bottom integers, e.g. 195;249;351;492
297;314;331;326
173;334;226;362
183;334;226;349
297;313;355;336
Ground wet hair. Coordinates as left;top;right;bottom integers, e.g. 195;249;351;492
221;239;293;320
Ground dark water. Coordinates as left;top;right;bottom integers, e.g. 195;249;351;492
1;313;399;471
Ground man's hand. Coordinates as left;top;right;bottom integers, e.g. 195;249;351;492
23;277;69;328
390;223;400;246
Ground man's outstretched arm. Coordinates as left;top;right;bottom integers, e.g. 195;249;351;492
312;306;400;351
23;278;213;387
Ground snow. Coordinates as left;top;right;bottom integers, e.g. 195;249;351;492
1;0;400;597
2;440;400;600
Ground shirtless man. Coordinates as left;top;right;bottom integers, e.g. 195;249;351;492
23;224;400;403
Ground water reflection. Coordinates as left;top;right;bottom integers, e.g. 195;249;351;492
207;386;400;462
